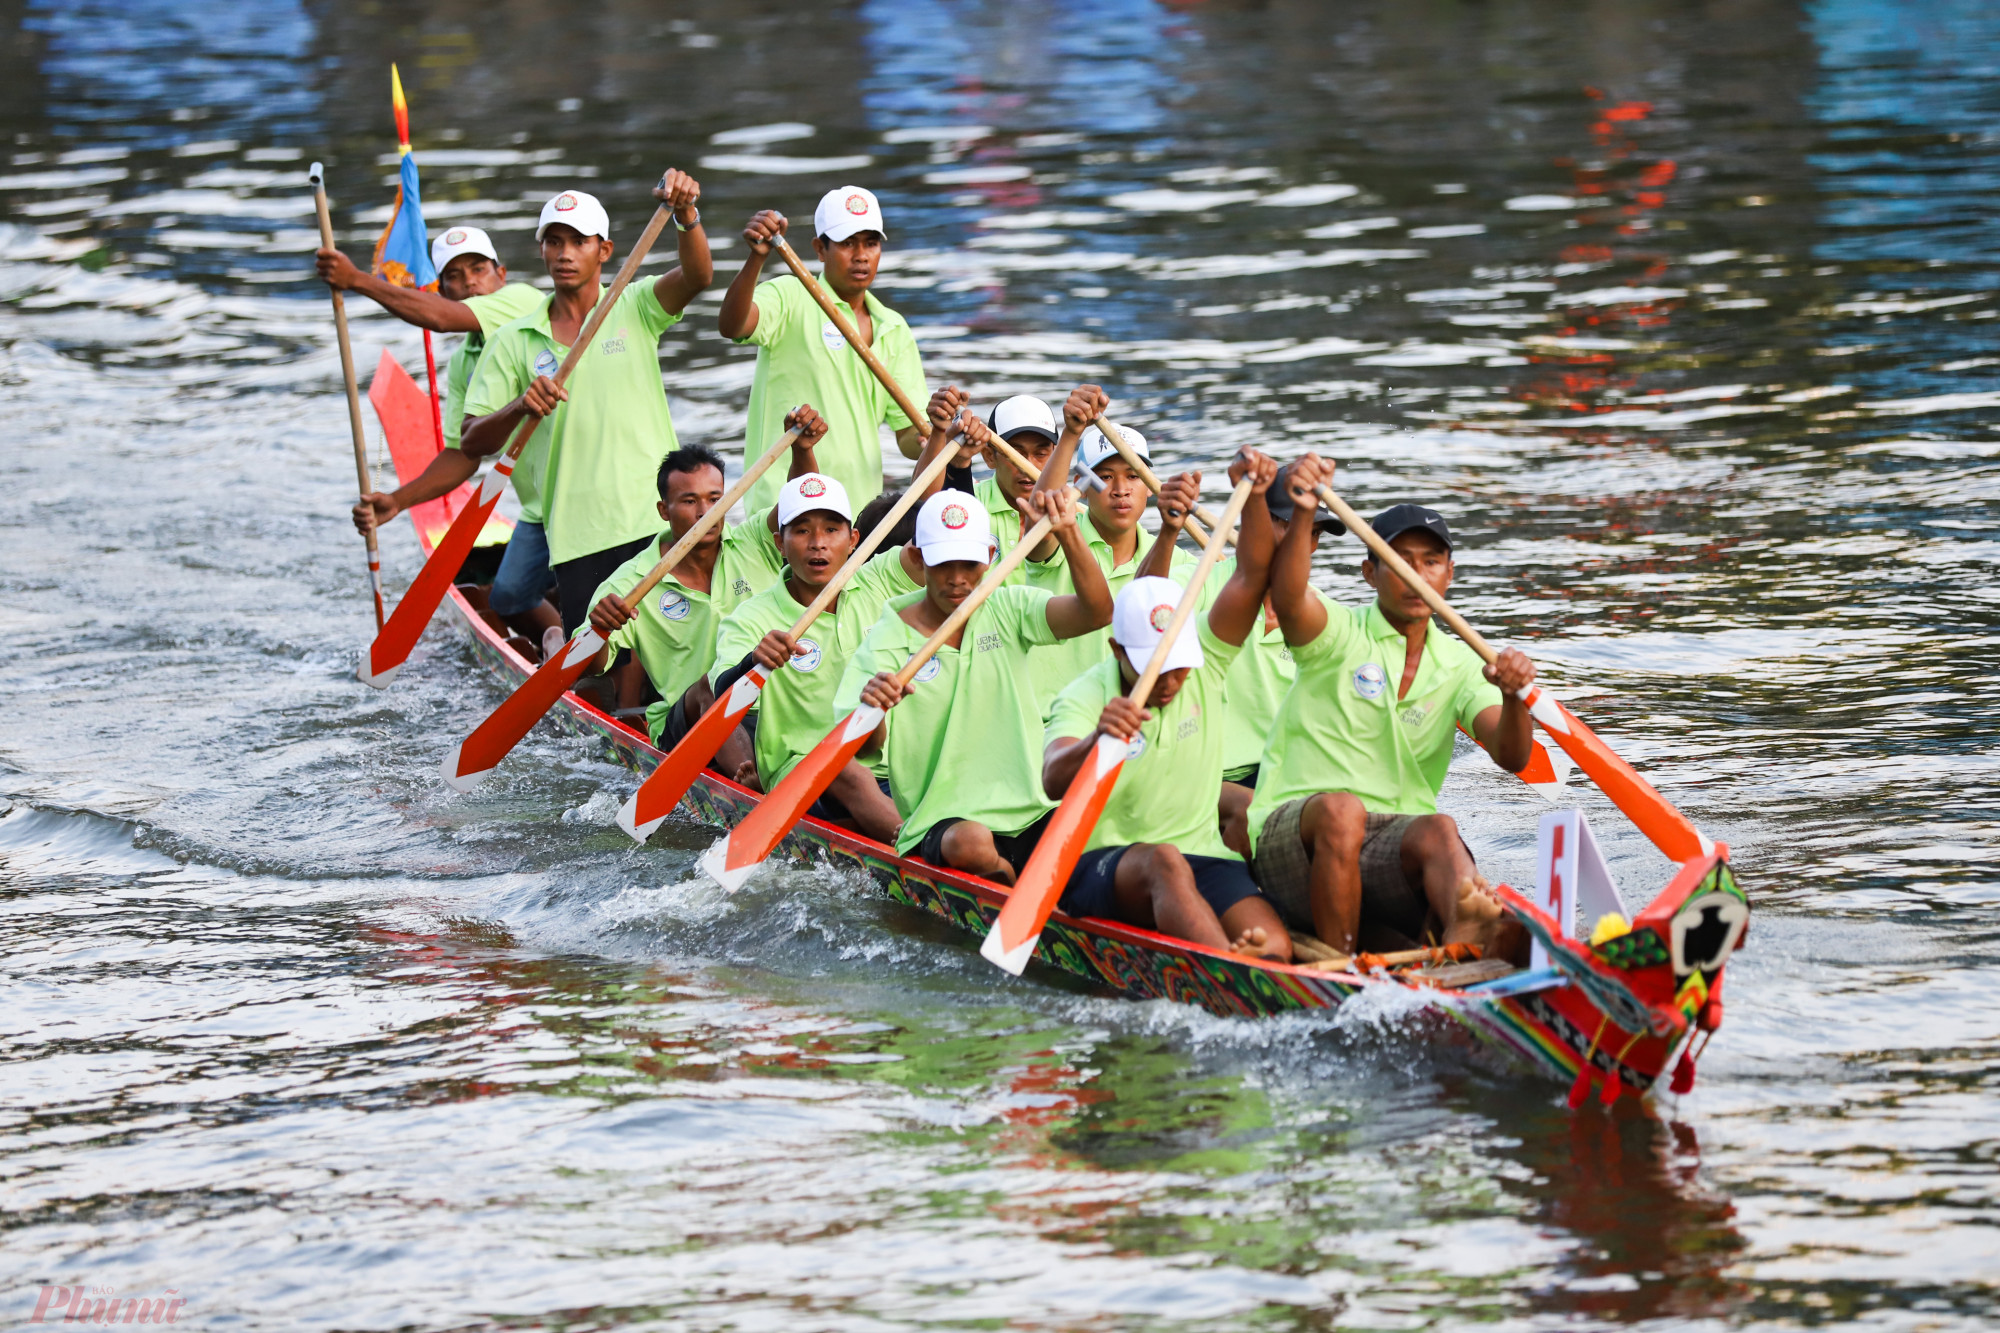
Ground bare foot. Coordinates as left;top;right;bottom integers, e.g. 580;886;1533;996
1444;874;1510;955
542;625;567;663
732;760;763;793
1230;925;1288;960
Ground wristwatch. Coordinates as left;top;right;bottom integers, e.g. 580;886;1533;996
674;207;701;232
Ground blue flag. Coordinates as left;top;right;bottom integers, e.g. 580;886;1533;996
371;148;436;291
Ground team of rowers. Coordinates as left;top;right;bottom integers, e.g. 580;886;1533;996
320;172;1538;967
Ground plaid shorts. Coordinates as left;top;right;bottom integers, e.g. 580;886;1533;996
1249;798;1428;938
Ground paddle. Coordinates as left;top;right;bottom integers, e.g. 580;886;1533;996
357;188;676;689
615;430;964;842
440;428;800;792
980;474;1258;975
1312;481;1709;864
309;163;387;631
697;495;1074;892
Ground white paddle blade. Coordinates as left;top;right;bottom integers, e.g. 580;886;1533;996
699;836;758;895
616;789;669;845
438;740;493;794
980;925;1039;976
356;659;402;690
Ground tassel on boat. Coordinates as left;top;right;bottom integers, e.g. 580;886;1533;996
1568;1014;1609;1110
1670;1049;1697;1095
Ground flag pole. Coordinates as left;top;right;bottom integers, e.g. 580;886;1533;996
389;64;447;456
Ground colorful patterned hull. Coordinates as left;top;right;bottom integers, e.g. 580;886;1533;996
369;355;1745;1099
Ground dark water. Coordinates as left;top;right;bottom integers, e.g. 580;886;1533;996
2;1;1998;1327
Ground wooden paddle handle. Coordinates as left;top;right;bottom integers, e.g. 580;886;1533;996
1093;416;1231;547
495;195;675;464
1312;484;1498;665
890;490;1077;690
771;235;928;431
309;164;386;628
1123;476;1255;706
620;428;800;610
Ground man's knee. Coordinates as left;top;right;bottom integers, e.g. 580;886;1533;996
940;821;993;866
1304;793;1367;854
1404;813;1464;861
1124;842;1192;888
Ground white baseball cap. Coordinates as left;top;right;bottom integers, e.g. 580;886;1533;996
815;185;886;244
987;395;1058;443
536;189;611;243
431;225;499;273
1112;576;1203;674
914;490;995;566
777;472;854;527
1080;422;1149;472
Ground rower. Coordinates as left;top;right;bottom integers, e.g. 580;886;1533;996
461;175;713;649
839;488;1113;887
970;395;1062;582
717;187;928;515
329;226;558;647
703;471;919;843
1040;449;1291;959
1021;384;1198;709
576;406;830;750
1242;455;1536;961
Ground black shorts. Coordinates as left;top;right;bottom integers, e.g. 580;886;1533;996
1223;764;1260;789
1059;847;1262;922
917;810;1054;878
810;774;893;825
553;536;653;637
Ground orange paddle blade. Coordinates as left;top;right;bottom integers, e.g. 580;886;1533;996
981;733;1128;975
440;628;605;792
618;667;769;843
1520;686;1710;862
1515;733;1572;798
697;704;885;893
358;467;506;688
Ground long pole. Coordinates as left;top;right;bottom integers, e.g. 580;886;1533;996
310;162;386;631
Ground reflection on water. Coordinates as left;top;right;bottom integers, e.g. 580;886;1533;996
1;0;1997;1327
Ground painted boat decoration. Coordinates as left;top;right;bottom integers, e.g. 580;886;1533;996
366;353;1746;1101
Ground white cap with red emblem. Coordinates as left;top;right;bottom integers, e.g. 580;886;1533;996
536;189;612;243
814;185;887;244
776;472;854;527
914;489;995;566
1111;576;1203;674
431;225;500;273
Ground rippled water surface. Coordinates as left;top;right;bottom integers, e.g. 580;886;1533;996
3;2;1999;1328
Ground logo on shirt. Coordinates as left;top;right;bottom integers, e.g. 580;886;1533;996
1400;700;1432;730
799;477;827;499
731;578;751;597
1353;662;1387;700
845;192;870;216
976;632;1002;653
1125;732;1148;761
791;637;823;672
533;349;559;378
941;503;969;530
657;587;690;621
914;657;942;684
554;193;578;212
1176;710;1200;741
599;326;627;356
1148;603;1173;632
821;320;847;354
445;228;467;246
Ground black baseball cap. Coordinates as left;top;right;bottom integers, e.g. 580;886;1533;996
1369;503;1453;553
1267;462;1345;536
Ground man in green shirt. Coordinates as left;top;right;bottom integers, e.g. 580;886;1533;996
708;471;921;843
1244;455;1537;961
576;406;829;754
842;487;1113;885
1021;386;1198;710
1041;452;1290;959
463;175;713;638
328;226;558;646
718;187;927;514
971;395;1063;582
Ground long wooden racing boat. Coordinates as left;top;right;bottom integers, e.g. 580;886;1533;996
367;355;1747;1102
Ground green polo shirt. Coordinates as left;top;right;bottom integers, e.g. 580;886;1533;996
711;551;919;787
440;283;548;521
466;281;685;565
1219;588;1337;780
1045;618;1243;861
833;586;1062;855
577;510;787;743
1023;521;1197;712
972;475;1062;588
735;275;926;515
1246;603;1503;854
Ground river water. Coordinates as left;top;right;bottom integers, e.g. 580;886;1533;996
2;1;1997;1328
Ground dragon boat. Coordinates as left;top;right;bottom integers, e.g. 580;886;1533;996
366;354;1748;1103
